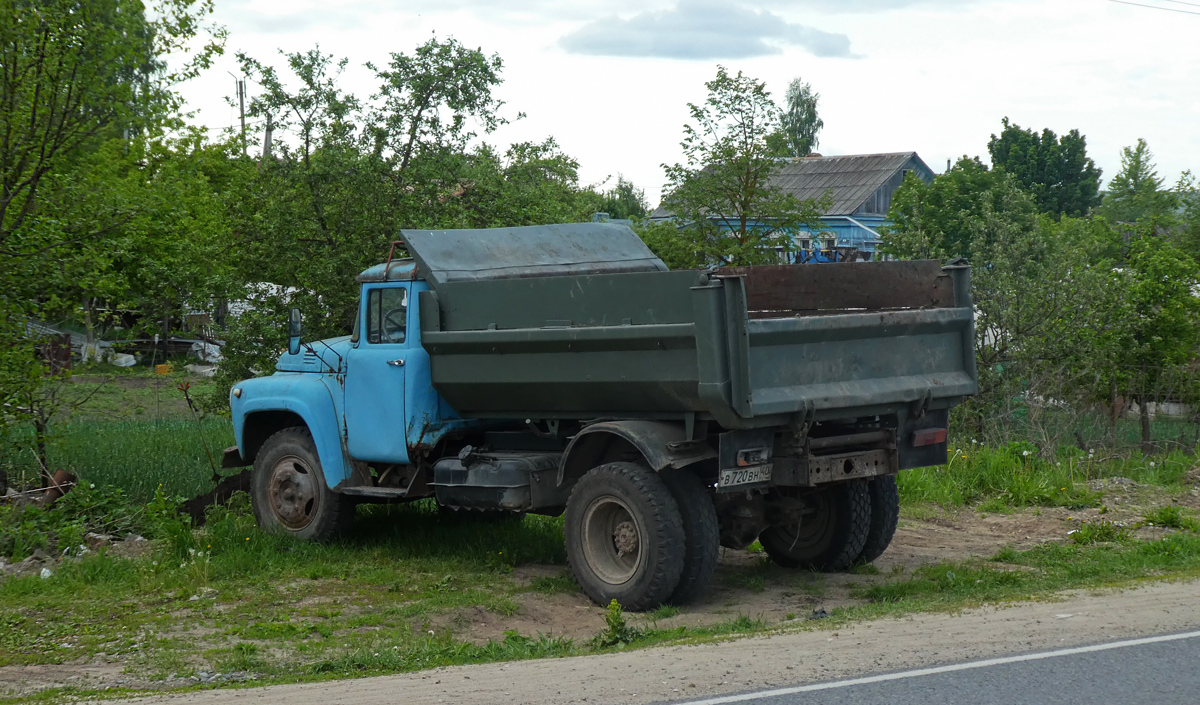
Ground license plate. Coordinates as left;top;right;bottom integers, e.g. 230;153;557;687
719;465;772;489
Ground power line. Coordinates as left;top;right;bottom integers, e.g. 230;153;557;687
1106;0;1200;15
1158;0;1200;8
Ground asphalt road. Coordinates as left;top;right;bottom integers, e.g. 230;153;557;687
667;630;1200;705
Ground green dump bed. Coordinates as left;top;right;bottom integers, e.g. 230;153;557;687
409;224;977;430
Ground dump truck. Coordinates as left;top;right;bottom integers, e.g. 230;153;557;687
224;223;977;610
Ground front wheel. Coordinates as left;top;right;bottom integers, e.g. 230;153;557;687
251;427;353;541
564;462;685;612
759;481;870;572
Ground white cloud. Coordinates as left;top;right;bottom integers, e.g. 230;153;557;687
559;2;856;60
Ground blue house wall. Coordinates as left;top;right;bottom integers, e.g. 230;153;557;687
791;214;889;262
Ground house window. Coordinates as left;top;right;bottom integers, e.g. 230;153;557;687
800;239;811;250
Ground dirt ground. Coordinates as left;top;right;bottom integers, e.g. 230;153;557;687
3;479;1198;698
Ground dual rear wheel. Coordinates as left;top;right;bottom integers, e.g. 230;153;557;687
758;476;899;571
565;464;900;611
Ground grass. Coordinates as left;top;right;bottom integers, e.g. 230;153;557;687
897;440;1196;511
2;366;229;501
850;533;1200;616
0;495;570;685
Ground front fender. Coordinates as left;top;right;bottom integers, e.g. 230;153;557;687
230;374;350;489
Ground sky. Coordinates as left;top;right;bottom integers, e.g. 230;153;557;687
178;0;1200;208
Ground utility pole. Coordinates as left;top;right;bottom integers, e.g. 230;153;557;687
260;113;274;169
229;72;247;156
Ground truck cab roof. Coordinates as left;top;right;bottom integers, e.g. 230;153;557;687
357;259;419;283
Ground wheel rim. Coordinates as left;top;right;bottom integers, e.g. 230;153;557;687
267;454;320;530
771;490;834;557
581;494;644;585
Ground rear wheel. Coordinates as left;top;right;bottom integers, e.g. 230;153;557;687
660;469;720;605
856;475;900;564
564;462;685;611
251;427;353;541
759;481;870;572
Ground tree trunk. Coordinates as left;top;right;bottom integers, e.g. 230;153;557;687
34;417;51;488
1139;396;1153;455
1107;379;1119;447
82;296;95;362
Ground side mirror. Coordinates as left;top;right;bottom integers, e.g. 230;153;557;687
287;308;303;355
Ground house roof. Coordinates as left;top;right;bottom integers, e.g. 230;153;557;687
651;152;932;219
771;152;930;215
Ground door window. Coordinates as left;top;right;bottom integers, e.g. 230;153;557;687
366;287;408;344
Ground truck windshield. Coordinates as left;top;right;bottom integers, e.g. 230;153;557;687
366;287;408;344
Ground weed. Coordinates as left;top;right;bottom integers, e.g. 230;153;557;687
649;604;680;621
850;562;881;575
593;600;642;648
1143;506;1200;532
1069;520;1132;545
0;483;148;560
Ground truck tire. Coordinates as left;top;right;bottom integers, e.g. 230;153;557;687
856;475;900;564
660;469;720;606
564;462;685;612
759;481;870;572
251;427;353;541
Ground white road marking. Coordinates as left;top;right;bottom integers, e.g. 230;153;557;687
673;629;1200;705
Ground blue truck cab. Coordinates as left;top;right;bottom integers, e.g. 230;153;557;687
223;223;975;611
230;262;465;489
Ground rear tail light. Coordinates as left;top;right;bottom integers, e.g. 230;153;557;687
912;428;948;447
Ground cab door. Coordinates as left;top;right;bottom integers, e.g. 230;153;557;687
344;284;410;463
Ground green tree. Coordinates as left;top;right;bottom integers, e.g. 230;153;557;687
365;36;508;172
1100;138;1178;228
211;40;595;401
883;157;1038;261
1175;171;1200;259
661;67;827;267
768;77;823;158
0;0;224;262
594;176;648;220
0;0;224;482
1099;240;1200;451
987;117;1101;217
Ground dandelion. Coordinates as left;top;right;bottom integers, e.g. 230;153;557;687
1022;450;1031;457
1056;462;1062;467
1150;462;1156;468
89;483;96;489
1060;487;1066;491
